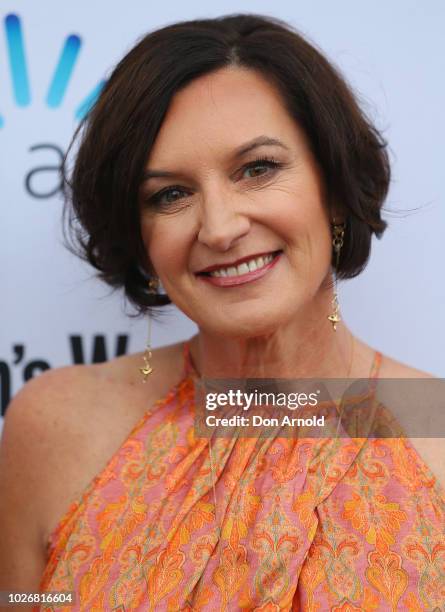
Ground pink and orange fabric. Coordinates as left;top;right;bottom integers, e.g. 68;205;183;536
38;342;445;610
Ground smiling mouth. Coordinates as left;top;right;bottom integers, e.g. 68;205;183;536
197;250;282;278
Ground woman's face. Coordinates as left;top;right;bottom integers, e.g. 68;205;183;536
139;67;334;337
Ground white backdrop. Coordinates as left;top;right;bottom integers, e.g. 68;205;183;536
1;0;444;425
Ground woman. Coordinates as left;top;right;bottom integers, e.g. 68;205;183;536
0;13;443;611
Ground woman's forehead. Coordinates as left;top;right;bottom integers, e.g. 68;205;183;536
146;66;301;167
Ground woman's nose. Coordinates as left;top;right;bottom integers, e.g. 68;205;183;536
197;190;251;252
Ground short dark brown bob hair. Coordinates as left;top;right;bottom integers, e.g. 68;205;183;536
63;13;390;317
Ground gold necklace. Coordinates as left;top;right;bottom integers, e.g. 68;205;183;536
206;334;355;539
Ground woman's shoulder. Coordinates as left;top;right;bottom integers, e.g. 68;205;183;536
2;341;188;554
5;340;185;420
20;341;188;453
4;362;98;440
378;352;436;379
347;337;434;380
348;341;444;493
0;364;100;566
370;350;444;494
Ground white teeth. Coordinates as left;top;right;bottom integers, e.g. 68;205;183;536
208;253;276;278
237;263;250;275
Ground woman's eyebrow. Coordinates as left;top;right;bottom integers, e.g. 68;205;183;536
232;135;290;157
141;135;289;183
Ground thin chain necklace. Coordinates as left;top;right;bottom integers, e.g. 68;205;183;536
205;334;356;540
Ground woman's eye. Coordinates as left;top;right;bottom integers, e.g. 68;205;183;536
151;186;188;206
145;158;282;208
242;159;280;180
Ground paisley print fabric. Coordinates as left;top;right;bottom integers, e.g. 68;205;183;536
37;342;445;611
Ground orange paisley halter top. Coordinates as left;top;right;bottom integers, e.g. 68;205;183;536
38;342;445;611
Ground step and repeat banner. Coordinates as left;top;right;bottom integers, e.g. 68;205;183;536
1;1;444;425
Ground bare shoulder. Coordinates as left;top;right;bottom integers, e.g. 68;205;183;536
378;352;436;379
3;363;98;437
4;338;186;452
0;340;187;564
373;351;444;494
0;365;90;592
350;339;444;493
0;365;102;545
0;364;98;509
349;338;435;380
3;340;186;430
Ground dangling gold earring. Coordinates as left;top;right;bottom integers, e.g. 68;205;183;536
139;277;159;382
327;221;345;331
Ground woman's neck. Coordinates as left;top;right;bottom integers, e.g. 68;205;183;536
189;316;355;380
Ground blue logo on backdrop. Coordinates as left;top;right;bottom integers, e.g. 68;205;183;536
1;13;106;198
1;13;104;126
